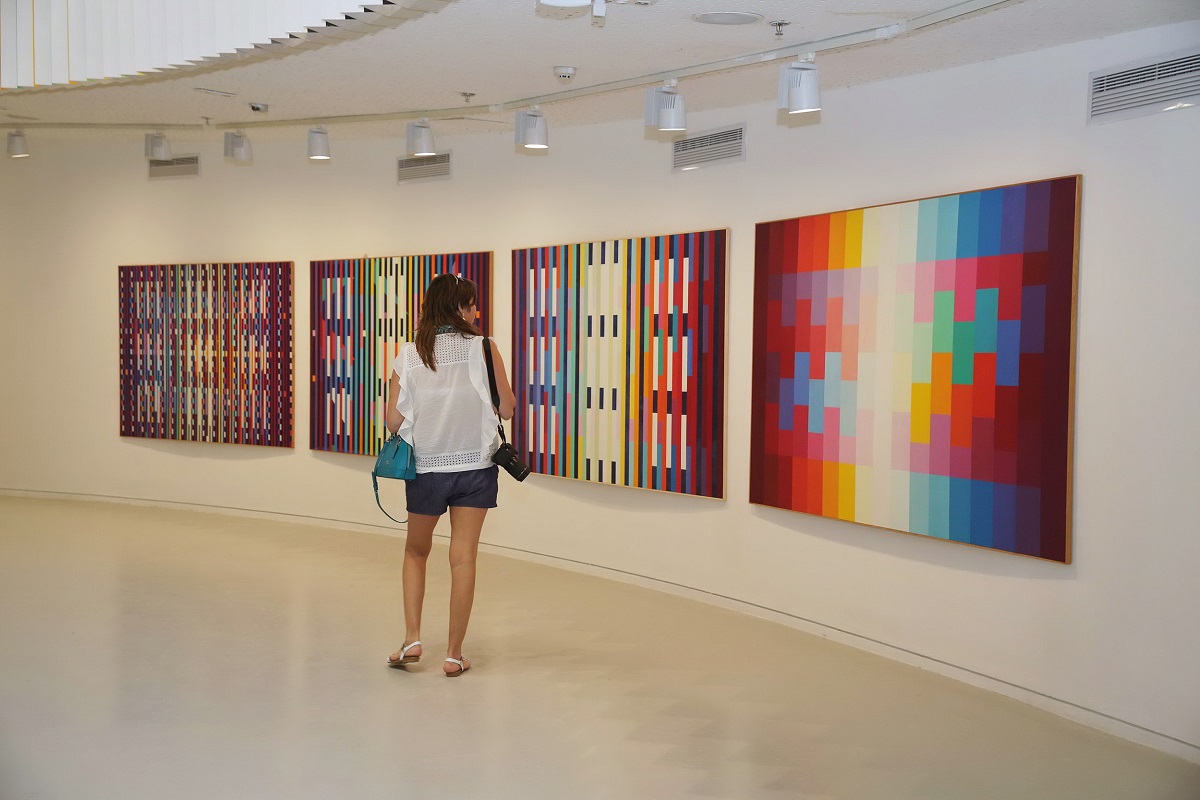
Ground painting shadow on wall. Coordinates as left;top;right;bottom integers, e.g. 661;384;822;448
531;475;720;516
120;438;289;462
750;503;1077;580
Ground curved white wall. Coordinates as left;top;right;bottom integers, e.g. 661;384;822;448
2;22;1198;760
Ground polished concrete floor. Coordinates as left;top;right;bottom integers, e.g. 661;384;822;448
1;497;1198;800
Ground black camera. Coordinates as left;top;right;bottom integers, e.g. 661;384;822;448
492;442;531;482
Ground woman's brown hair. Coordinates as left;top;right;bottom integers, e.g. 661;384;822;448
414;273;480;370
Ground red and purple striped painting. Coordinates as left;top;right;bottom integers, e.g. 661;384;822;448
751;177;1079;562
513;230;727;498
310;253;491;456
118;262;294;447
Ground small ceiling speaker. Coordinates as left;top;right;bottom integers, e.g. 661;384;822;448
7;130;29;158
406;119;437;157
778;60;821;114
515;108;549;149
308;126;330;160
144;131;172;161
224;131;253;163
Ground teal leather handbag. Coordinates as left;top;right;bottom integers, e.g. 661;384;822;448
372;432;415;524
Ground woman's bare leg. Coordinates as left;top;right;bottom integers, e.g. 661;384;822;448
389;512;439;662
444;505;487;673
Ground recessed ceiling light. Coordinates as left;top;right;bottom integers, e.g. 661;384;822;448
692;12;763;26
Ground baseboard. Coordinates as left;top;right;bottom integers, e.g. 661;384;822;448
4;487;1198;765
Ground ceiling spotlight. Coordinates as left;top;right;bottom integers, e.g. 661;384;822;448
406;119;436;157
516;107;549;149
778;58;821;114
224;130;253;163
144;131;172;161
645;79;686;132
308;126;330;160
7;130;29;158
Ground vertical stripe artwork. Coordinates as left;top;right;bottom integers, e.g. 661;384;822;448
513;230;727;498
310;252;492;456
751;177;1079;562
118;262;294;447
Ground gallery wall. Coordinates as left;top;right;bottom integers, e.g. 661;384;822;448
2;21;1198;759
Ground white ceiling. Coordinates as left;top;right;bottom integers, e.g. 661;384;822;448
1;0;1197;142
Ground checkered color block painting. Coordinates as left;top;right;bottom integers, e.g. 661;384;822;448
751;177;1080;562
118;262;294;447
513;230;727;498
310;253;492;456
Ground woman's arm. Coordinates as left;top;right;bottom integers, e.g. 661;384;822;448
385;371;406;434
489;340;517;421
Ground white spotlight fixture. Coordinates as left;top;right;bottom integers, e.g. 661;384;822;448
224;130;253;163
778;58;821;114
7;130;29;158
144;131;172;161
308;126;331;160
406;118;437;157
645;79;686;132
515;107;549;149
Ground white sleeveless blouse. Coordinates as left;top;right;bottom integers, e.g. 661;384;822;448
391;333;500;473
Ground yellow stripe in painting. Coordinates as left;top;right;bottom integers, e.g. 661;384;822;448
911;383;931;443
842;209;864;271
838;463;856;520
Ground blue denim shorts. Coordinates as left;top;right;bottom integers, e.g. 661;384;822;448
406;466;499;517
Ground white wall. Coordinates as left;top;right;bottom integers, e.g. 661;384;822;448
3;22;1198;759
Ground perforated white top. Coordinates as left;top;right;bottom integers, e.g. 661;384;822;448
391;333;500;473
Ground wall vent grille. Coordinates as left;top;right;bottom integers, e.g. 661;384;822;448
672;125;745;172
397;152;451;183
1089;47;1200;124
148;156;200;178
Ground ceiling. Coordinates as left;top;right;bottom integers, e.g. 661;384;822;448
1;0;1196;142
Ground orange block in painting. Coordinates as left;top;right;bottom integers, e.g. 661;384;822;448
828;213;847;270
951;384;973;447
822;460;840;518
931;353;953;415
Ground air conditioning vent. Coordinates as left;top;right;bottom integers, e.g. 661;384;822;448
148;156;200;178
672;125;745;172
397;152;451;184
1088;47;1200;124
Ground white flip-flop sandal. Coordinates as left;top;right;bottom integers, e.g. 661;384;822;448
444;656;470;677
387;640;422;668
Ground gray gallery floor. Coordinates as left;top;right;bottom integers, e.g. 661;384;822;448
1;497;1197;799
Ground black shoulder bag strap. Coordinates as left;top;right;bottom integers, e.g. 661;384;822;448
481;337;507;445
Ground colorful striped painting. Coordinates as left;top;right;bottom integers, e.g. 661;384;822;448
513;230;727;498
310;253;492;455
118;262;294;447
751;177;1079;562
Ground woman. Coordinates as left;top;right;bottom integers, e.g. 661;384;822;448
383;274;516;676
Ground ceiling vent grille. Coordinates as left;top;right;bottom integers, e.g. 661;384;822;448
1088;47;1200;124
148;156;200;178
397;152;451;184
672;125;745;172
